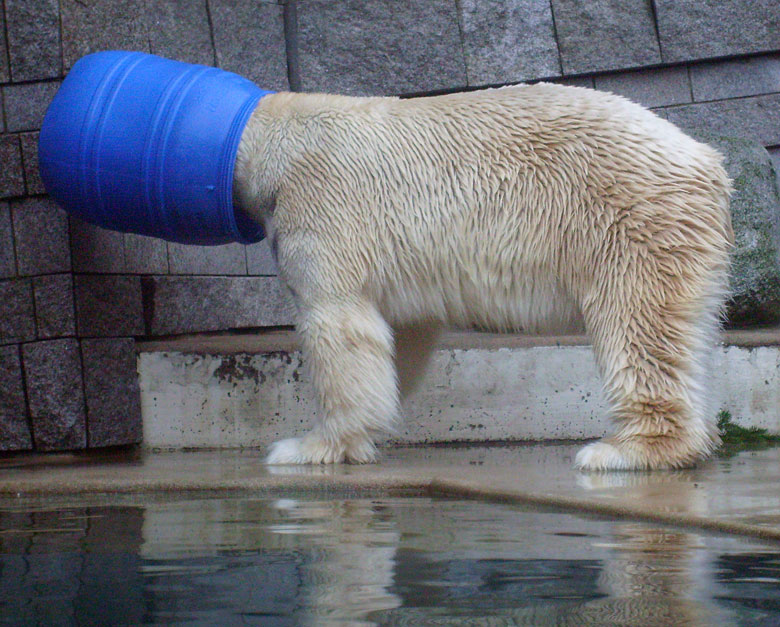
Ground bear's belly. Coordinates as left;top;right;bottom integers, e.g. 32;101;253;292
377;270;584;334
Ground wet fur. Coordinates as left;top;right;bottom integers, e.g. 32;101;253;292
234;84;733;471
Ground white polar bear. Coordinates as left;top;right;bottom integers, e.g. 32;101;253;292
233;83;732;471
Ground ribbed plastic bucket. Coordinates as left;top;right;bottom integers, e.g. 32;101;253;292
38;51;272;245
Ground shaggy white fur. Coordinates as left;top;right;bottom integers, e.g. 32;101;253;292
234;83;733;471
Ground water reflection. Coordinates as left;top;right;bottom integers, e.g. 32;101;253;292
0;496;779;625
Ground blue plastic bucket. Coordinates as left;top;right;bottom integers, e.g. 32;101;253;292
39;51;272;245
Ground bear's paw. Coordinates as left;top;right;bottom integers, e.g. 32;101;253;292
265;437;345;464
574;441;635;472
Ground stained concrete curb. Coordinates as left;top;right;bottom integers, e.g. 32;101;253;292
137;328;780;450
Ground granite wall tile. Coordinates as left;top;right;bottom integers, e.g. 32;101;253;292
594;66;692;109
22;338;87;450
0;9;9;83
209;0;289;90
75;275;145;338
2;81;61;133
656;0;780;63
123;233;169;274
5;0;61;81
459;0;560;86
691;55;780;102
168;242;247;275
0;203;16;278
0;345;32;451
70;219;126;274
11;197;71;276
0;279;35;344
551;0;661;75
246;240;277;276
297;0;467;96
81;338;142;447
61;0;150;71
0;135;25;199
19;132;45;195
665;94;780;147
144;275;295;335
33;274;76;339
147;0;215;66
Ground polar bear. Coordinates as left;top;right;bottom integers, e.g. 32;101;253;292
233;83;732;471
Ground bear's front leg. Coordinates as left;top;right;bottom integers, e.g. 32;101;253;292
266;298;399;464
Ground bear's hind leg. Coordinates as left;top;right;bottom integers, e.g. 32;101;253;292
266;298;399;465
575;249;726;471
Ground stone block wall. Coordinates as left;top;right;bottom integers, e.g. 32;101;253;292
1;0;779;451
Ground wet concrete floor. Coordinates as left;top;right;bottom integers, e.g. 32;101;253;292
1;442;780;542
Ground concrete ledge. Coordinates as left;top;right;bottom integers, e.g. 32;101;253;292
137;327;780;449
136;326;780;353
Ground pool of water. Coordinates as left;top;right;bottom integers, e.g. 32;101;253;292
1;494;779;625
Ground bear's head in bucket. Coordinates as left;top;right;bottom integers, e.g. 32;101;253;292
39;51;274;246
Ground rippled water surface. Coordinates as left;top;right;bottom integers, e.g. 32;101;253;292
1;495;779;625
